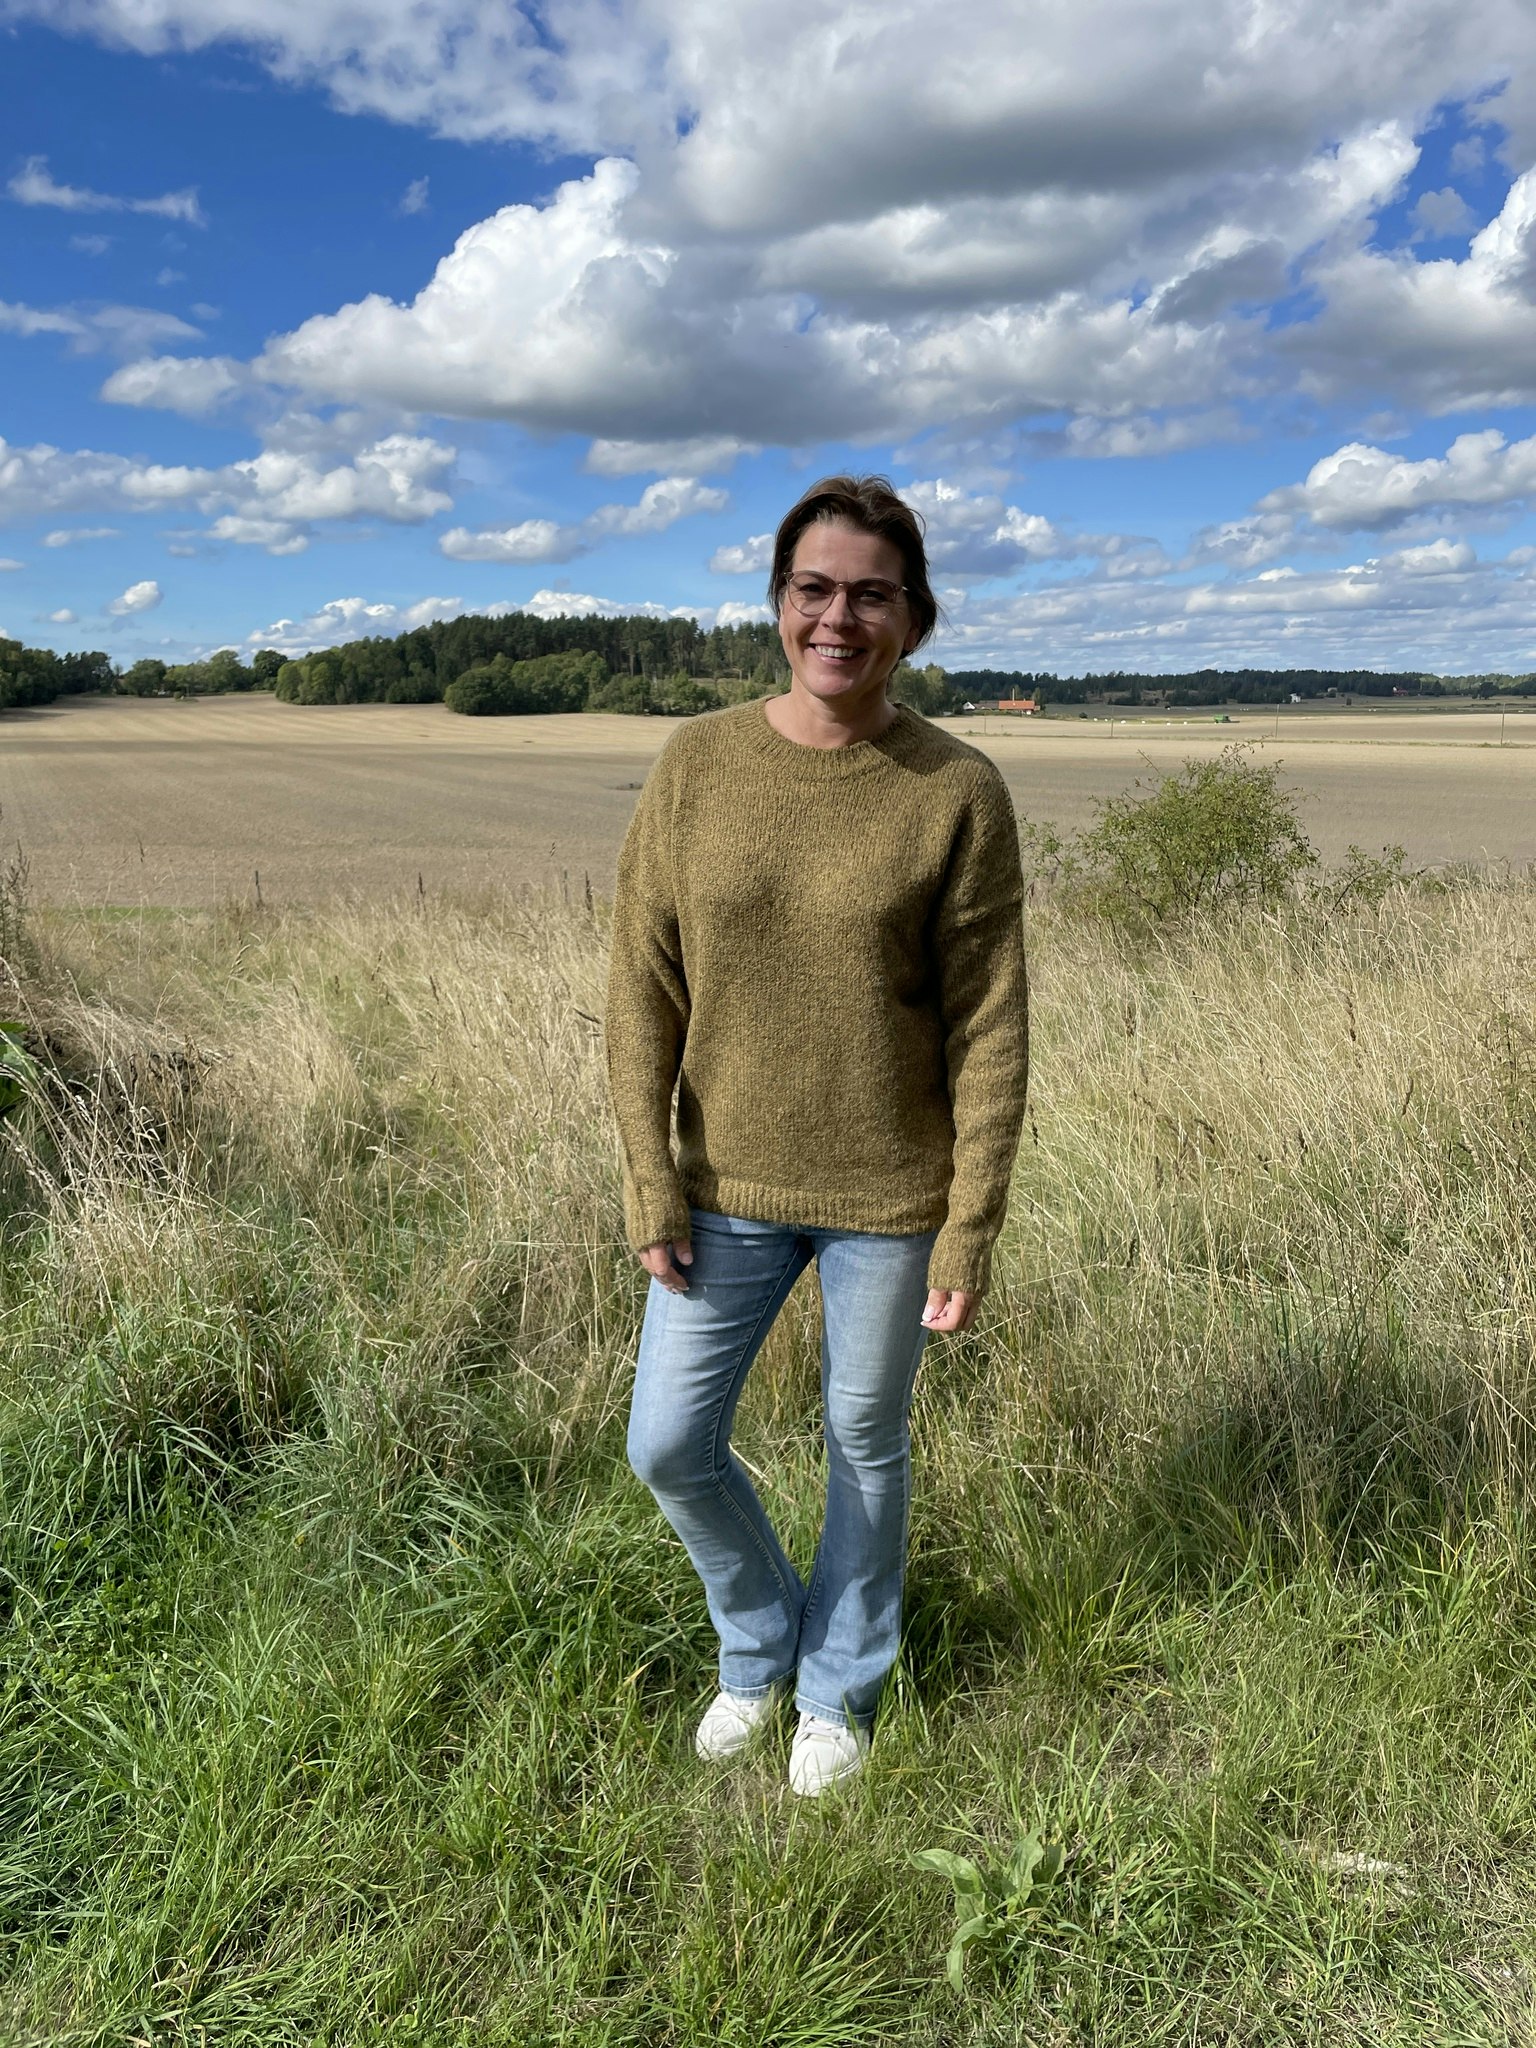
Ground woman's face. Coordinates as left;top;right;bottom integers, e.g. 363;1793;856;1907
777;519;919;710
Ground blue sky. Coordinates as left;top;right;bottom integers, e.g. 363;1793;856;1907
5;1;1536;673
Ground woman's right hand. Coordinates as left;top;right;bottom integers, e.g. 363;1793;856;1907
639;1238;693;1292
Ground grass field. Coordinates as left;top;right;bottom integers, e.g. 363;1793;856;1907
5;692;1536;905
1;852;1534;2042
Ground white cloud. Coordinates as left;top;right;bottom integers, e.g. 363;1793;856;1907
0;426;455;553
934;541;1536;674
440;475;726;563
63;4;1536;447
7;156;205;226
399;176;430;215
0;559;23;572
109;579;162;614
710;533;773;575
156;266;187;286
247;594;469;652
585;436;753;476
1292;169;1536;410
899;477;1125;575
586;476;728;536
1060;410;1245;459
1411;187;1476;240
47;608;78;624
44;527;119;546
439;518;583;564
69;233;112;256
100;353;245;413
0;297;200;356
1262;427;1536;530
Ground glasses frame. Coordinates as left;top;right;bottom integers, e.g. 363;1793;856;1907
782;571;910;624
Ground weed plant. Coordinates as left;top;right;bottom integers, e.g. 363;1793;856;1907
0;859;1531;2043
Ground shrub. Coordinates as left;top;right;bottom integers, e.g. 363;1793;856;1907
1054;745;1317;927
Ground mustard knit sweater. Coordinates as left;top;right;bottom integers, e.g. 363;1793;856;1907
603;697;1030;1295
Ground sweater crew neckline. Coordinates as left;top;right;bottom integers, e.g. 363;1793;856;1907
739;696;925;777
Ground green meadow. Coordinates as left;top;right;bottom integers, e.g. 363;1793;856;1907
0;847;1534;2044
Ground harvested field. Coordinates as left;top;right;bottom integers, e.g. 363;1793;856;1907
5;690;1535;906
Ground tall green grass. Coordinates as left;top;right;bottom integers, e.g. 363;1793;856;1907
0;876;1532;2044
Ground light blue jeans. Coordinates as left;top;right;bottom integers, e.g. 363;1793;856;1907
626;1206;937;1732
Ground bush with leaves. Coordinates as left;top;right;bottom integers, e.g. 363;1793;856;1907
1020;744;1319;928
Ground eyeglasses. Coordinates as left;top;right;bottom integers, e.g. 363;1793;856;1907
783;572;909;624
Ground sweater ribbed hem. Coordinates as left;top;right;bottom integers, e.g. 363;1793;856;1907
678;1169;998;1297
679;1165;949;1238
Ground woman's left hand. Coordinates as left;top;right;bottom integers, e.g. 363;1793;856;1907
920;1289;980;1335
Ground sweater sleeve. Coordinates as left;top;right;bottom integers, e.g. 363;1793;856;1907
927;767;1030;1297
604;745;693;1252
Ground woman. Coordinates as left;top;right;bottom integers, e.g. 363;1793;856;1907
605;475;1028;1796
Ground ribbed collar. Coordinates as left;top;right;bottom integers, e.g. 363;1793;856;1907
735;696;927;779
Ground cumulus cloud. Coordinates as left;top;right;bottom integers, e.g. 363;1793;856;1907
440;475;726;563
1291;169;1536;410
109;579;162;614
439;518;583;564
69;2;1536;449
241;157;1242;441
0;426;456;553
710;533;773;575
587;476;728;535
44;527;119;546
100;354;246;413
1262;427;1536;530
248;594;469;652
7;156;205;226
47;608;78;624
0;559;23;572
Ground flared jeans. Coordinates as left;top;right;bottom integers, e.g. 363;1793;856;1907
626;1206;937;1732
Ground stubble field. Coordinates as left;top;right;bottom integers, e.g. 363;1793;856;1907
5;691;1535;904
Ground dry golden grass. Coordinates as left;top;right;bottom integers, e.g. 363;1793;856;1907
4;691;1534;907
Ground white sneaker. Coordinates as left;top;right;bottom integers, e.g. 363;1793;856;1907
788;1712;866;1797
694;1688;781;1761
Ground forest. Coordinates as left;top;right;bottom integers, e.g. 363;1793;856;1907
6;615;1536;718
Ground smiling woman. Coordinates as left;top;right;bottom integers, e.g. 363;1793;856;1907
605;473;1029;1797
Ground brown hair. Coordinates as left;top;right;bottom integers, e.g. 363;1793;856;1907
768;474;941;650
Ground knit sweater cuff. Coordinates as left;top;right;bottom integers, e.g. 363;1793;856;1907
927;1225;995;1298
623;1171;692;1253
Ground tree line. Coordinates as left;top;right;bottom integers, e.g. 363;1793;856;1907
947;665;1536;704
6;613;1536;720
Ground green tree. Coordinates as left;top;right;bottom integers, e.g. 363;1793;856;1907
203;649;255;692
120;659;167;697
651;673;721;717
585;673;654;715
251;649;284;690
296;658;339;706
888;661;949;715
